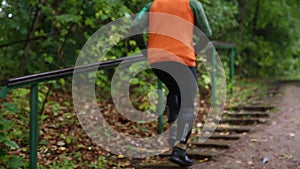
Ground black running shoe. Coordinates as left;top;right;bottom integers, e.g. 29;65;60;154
169;147;193;166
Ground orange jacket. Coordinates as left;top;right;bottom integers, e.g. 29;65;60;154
148;0;196;66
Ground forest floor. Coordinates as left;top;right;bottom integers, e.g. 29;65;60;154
195;81;300;169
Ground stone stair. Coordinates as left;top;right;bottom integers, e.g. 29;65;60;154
134;106;274;168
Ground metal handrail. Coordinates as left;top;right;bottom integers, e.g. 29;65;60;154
1;41;235;88
1;54;144;88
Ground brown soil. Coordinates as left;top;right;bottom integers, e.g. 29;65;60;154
195;82;300;169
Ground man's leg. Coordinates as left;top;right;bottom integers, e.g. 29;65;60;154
166;94;180;146
169;65;197;166
152;62;197;166
152;64;181;146
176;66;197;145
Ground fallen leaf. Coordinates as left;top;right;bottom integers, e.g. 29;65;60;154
236;160;242;164
59;147;66;151
199;158;209;163
117;155;125;159
250;138;259;142
57;141;65;146
278;153;293;159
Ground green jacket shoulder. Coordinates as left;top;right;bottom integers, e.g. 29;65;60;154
190;0;212;37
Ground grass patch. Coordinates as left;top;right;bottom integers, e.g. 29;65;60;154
227;78;270;107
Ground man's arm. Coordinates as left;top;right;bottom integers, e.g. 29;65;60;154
130;3;152;53
190;0;212;53
190;0;212;37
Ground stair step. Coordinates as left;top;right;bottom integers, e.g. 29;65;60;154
224;112;270;118
159;149;215;159
215;126;251;133
193;134;240;141
136;162;191;169
225;106;274;112
138;150;215;168
219;118;268;125
200;134;241;140
191;140;230;149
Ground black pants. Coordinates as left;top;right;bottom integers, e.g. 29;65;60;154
151;61;197;144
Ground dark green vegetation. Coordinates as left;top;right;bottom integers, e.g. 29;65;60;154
0;0;299;168
0;0;299;79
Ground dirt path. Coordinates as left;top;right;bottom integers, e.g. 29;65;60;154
196;82;300;169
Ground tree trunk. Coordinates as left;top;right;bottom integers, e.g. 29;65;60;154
20;0;45;75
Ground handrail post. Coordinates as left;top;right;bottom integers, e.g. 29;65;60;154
230;48;236;95
157;80;164;134
211;48;216;107
29;84;39;169
0;86;8;99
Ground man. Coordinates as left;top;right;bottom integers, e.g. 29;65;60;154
130;0;211;166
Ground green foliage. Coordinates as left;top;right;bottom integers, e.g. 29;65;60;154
129;69;158;111
0;85;53;168
89;156;109;169
37;153;109;169
0;0;136;80
0;0;299;80
0;102;28;169
204;0;238;38
201;0;300;78
48;156;76;169
227;78;269;107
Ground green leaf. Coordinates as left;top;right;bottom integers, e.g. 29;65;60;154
0;133;6;142
130;78;139;85
202;74;211;84
60;28;68;36
0;118;12;130
4;140;19;150
55;14;81;24
7;155;24;169
44;55;53;64
66;137;72;144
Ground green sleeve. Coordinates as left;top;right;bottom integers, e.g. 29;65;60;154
190;0;212;37
131;2;152;33
130;2;152;51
